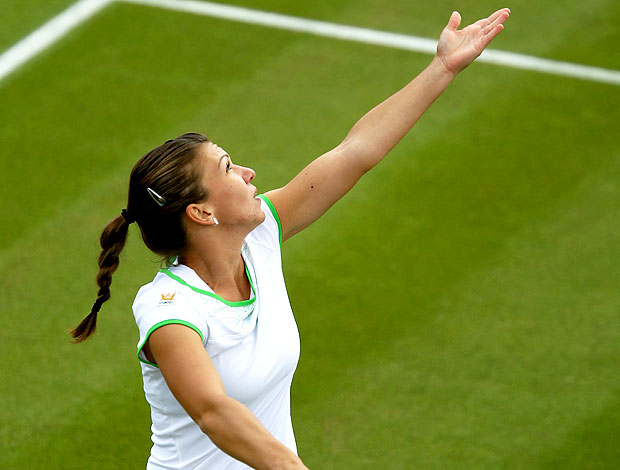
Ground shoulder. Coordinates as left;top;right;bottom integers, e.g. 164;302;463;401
133;271;208;338
133;271;210;365
133;271;187;312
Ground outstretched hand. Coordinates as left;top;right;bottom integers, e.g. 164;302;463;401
436;8;510;76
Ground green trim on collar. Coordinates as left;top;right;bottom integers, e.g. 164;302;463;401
137;319;204;368
159;263;256;307
258;194;282;244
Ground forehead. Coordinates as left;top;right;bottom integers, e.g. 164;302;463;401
200;141;229;167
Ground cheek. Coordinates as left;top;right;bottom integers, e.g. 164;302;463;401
213;180;241;202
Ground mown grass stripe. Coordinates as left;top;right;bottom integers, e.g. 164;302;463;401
123;0;620;86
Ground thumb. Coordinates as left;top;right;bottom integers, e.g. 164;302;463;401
446;11;461;31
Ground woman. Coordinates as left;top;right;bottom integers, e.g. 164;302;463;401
72;8;510;470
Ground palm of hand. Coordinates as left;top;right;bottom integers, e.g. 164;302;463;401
437;9;510;75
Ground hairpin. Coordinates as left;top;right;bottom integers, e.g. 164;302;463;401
147;187;166;207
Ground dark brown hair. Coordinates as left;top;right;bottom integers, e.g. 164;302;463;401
71;132;209;342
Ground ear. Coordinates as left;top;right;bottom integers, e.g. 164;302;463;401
185;203;217;226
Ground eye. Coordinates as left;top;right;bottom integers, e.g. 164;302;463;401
225;160;231;173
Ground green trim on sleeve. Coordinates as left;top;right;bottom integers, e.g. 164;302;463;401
160;267;256;307
137;319;205;368
258;194;282;244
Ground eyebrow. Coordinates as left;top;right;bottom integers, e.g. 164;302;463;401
218;154;230;168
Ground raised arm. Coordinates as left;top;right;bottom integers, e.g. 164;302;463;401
266;8;510;242
147;325;308;470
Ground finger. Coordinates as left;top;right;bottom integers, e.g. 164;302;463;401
487;7;511;24
470;7;510;32
482;9;510;35
472;9;502;30
446;11;462;31
473;17;491;29
480;23;505;49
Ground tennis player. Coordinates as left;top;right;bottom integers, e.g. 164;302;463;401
73;8;509;470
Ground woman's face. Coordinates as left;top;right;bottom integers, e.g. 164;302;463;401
198;141;265;229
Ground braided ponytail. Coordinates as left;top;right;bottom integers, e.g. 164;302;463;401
72;132;209;343
71;215;130;342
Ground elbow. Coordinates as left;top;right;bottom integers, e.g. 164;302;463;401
195;396;229;437
335;139;377;176
197;413;214;436
197;411;221;438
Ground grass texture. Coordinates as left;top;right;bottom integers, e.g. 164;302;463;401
1;0;619;468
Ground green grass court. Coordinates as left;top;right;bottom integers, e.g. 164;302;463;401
1;0;619;468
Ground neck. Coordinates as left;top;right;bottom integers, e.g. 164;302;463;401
180;230;251;302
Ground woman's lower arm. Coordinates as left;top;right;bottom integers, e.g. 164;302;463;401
198;396;308;470
340;55;455;172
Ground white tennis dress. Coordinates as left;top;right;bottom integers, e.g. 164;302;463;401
133;196;301;470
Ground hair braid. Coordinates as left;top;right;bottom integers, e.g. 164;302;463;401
73;132;209;343
71;215;129;342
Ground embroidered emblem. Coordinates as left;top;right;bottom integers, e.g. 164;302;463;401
159;292;176;305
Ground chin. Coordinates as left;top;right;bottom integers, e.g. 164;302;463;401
243;208;266;230
256;210;266;225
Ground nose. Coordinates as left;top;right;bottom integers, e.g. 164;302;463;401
236;164;255;183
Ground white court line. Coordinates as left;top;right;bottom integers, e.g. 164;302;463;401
1;0;619;87
0;0;112;83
